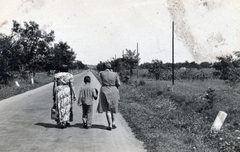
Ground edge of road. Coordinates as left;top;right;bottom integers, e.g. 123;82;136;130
0;71;84;103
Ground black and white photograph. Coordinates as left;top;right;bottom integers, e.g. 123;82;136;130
0;0;240;151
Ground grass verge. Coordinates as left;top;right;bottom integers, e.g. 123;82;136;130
0;72;54;100
0;70;81;101
119;79;240;152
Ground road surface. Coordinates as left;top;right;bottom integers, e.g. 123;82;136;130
0;70;146;152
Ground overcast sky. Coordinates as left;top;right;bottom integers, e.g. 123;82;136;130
0;0;239;65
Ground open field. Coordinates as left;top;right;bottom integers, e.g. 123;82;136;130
119;78;240;151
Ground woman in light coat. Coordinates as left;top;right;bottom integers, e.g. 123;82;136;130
97;63;121;130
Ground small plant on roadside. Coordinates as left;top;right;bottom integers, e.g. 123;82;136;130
138;80;146;86
204;130;240;152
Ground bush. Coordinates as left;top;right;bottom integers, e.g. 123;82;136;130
120;75;130;84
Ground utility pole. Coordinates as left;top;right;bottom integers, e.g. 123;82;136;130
172;21;174;85
137;42;139;78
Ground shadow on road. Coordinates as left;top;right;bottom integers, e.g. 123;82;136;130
34;122;63;129
35;122;107;130
71;123;107;130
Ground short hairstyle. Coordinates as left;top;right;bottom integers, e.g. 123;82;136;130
104;63;111;69
84;76;91;83
59;65;69;72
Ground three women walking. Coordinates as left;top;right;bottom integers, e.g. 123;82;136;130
51;63;121;131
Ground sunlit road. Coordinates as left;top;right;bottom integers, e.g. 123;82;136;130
0;70;146;152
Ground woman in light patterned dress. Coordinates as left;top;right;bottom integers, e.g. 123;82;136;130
52;65;76;128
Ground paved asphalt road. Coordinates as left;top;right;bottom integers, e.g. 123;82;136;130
0;70;146;152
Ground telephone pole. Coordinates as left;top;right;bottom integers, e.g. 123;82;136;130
137;42;139;78
172;21;175;85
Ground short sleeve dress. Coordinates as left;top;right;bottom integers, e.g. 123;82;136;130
53;72;74;123
97;69;121;113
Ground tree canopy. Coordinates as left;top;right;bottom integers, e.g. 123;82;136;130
0;20;84;82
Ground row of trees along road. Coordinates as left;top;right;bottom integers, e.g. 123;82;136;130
0;20;85;84
96;48;240;85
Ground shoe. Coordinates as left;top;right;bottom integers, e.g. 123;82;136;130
66;122;71;127
86;125;92;129
59;122;66;129
112;124;117;129
106;126;112;131
57;122;64;129
56;121;61;126
83;124;87;128
62;122;67;128
86;125;91;129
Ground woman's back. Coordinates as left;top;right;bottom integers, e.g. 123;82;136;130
54;72;73;86
100;70;119;87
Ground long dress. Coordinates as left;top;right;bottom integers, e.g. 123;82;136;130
53;72;74;125
97;69;121;113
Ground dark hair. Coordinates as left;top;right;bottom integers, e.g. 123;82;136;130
84;76;91;83
104;63;111;69
59;65;69;72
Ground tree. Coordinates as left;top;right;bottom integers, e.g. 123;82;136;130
189;61;201;69
10;20;55;74
213;55;234;80
0;34;14;72
52;41;76;71
148;59;165;80
110;58;125;72
71;60;86;70
0;33;22;84
122;49;140;78
139;62;152;69
200;62;212;68
43;47;55;72
213;53;240;85
96;61;105;71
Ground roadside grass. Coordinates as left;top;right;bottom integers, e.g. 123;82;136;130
119;78;240;152
0;70;81;101
0;72;54;100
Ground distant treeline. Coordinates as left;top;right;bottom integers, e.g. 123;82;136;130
96;50;240;85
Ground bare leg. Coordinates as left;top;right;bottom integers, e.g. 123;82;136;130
111;112;115;126
112;112;117;129
106;111;112;130
82;105;87;128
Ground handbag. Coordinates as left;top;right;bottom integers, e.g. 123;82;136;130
51;106;58;120
69;107;73;122
94;88;98;100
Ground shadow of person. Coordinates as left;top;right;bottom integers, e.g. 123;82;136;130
91;124;107;129
71;123;107;130
35;122;62;129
